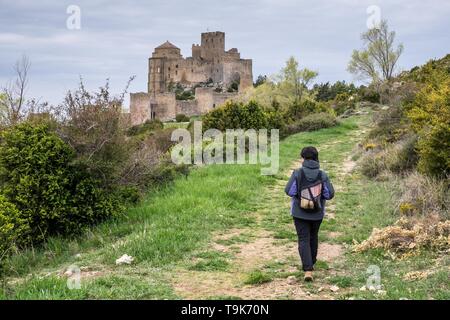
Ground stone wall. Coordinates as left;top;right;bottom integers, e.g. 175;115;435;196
195;87;238;113
153;93;177;121
130;92;151;126
176;100;200;117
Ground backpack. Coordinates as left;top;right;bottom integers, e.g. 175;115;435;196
296;168;323;213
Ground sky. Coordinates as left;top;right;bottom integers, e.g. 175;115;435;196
0;0;449;108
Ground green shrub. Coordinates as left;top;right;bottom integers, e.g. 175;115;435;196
359;151;384;178
244;271;272;285
175;114;190;123
406;68;450;177
116;185;141;205
127;119;163;136
359;85;381;103
202;100;268;131
283;112;337;136
397;172;449;219
0;196;27;255
0;123;122;246
385;135;419;174
332;92;357;115
359;135;419;178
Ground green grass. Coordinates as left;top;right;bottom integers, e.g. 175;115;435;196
2;113;448;300
243;271;273;285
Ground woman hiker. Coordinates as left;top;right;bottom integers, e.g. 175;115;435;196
285;146;335;281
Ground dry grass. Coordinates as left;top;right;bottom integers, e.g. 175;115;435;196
354;217;450;258
397;172;449;220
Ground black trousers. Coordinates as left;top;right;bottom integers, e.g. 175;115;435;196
293;217;322;271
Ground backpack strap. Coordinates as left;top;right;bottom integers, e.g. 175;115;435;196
296;168;305;198
317;170;323;182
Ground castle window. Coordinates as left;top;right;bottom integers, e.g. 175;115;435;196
157;67;160;73
175;71;178;75
168;67;171;71
176;64;178;68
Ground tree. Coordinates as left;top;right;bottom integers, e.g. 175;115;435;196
0;55;31;125
348;20;403;83
279;56;318;102
254;75;267;87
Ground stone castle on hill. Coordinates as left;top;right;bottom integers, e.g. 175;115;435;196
128;31;253;125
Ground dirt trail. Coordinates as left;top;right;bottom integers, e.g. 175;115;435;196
170;139;359;300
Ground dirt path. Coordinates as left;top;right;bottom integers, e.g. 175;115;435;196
169;137;360;300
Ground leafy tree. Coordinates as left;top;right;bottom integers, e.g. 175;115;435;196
254;75;268;87
314;81;357;101
0;55;30;125
348;20;403;83
278;56;318;102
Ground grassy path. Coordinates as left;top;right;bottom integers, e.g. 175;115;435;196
2;113;448;299
168;116;366;299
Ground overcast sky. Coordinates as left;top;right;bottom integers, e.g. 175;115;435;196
0;0;449;107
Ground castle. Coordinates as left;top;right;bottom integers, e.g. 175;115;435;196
128;31;253;125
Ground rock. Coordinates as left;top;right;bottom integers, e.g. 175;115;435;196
64;269;73;276
376;290;387;295
75;253;82;259
330;285;340;292
318;287;324;292
115;254;134;265
359;285;367;291
287;276;297;285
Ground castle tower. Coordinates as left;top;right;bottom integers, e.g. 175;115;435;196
200;31;225;62
148;41;182;94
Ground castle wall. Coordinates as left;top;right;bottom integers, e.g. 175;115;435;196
176;100;201;117
153;93;177;121
195;87;238;113
130;93;151;126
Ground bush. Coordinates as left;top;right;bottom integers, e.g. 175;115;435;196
332;92;357;116
59;80;131;188
359;135;419;178
0;196;26;255
367;105;409;143
283;112;337;136
126;119;163;136
116;185;141;205
0;123;122;246
202;100;268;131
397;172;449;219
359;151;384;178
359;85;381;103
175;114;190;122
406;68;450;177
385;135;419;174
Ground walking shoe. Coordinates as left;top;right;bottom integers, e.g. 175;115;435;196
304;271;313;282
